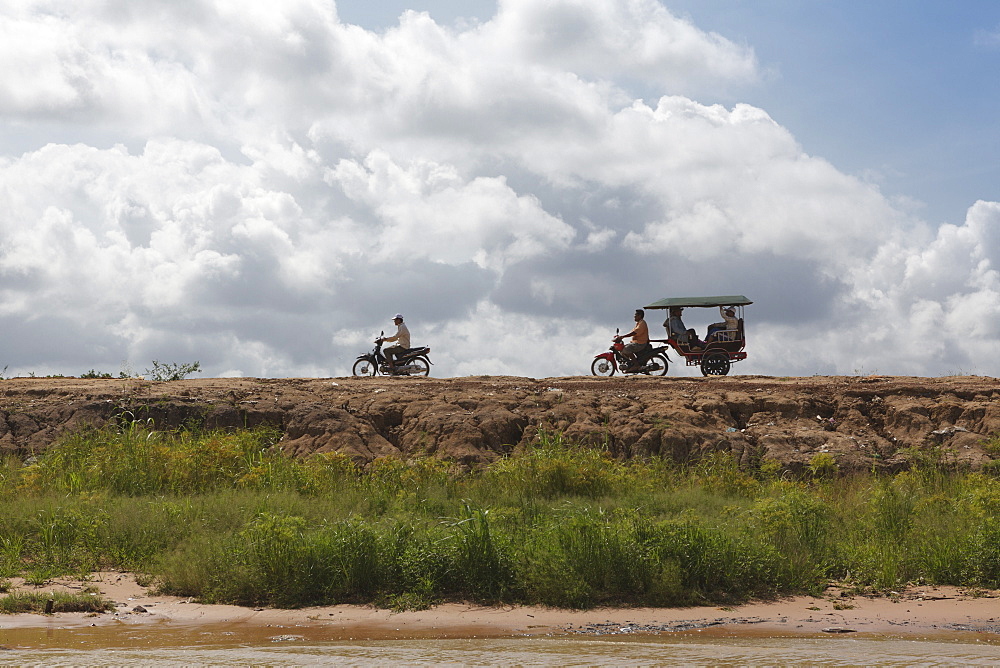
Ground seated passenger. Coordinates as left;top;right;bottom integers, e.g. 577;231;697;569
706;306;738;342
665;307;688;344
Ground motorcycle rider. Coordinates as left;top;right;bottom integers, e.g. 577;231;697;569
379;313;410;374
615;309;651;371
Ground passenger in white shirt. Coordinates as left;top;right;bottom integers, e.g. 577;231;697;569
707;307;738;342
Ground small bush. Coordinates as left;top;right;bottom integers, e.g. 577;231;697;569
808;452;838;479
484;435;627;501
145;361;202;381
982;433;1000;457
80;370;113;379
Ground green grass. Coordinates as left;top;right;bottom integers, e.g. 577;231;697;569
1;426;1000;609
0;591;114;614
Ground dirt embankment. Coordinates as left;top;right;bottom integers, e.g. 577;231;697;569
1;375;998;473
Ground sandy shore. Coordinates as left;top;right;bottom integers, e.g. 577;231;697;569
2;573;1000;643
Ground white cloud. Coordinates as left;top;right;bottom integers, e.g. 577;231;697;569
974;25;1000;49
0;0;997;378
328;151;575;271
486;0;758;93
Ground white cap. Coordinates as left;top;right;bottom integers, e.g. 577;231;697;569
393;313;404;320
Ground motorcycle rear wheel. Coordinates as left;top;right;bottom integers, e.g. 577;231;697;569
407;356;431;377
591;357;616;377
352;358;377;376
647;353;669;376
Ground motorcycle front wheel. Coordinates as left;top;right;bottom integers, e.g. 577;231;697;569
591;357;615;377
352;358;377;376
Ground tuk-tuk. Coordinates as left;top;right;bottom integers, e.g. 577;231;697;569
644;295;752;376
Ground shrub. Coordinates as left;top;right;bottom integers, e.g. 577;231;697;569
80;369;113;379
144;361;202;381
808;452;838;479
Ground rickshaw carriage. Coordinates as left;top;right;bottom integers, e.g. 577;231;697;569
644;295;752;376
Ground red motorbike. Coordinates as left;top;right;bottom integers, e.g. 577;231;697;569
590;329;670;376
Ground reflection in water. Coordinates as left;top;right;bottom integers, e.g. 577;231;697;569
3;634;1000;666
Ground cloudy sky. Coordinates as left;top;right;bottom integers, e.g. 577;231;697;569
1;0;998;379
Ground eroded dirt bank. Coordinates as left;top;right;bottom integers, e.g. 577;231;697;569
1;375;998;473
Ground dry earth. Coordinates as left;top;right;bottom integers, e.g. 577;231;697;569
1;374;999;472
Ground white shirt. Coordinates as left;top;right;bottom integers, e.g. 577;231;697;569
386;322;410;349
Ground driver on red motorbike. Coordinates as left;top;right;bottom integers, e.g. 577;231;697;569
615;309;651;371
379;313;410;373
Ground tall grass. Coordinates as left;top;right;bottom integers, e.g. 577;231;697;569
0;590;114;614
2;426;1000;609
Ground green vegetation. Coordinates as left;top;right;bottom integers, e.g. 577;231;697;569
2;427;1000;610
0;591;114;614
144;360;202;381
2;360;199;380
80;369;114;379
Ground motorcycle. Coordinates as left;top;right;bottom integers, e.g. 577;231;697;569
352;332;432;377
590;329;670;377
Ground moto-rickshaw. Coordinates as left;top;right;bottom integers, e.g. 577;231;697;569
644;295;752;376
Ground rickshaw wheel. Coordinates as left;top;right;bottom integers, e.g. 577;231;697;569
701;351;731;376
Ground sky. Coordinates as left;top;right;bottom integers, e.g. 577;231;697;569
1;0;998;379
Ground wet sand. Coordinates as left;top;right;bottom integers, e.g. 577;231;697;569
2;573;999;644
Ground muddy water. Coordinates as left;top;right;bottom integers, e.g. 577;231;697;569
3;624;1000;666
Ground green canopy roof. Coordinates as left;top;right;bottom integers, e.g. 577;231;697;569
644;295;753;309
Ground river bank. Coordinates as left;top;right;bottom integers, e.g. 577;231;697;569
3;375;1000;646
2;573;999;642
